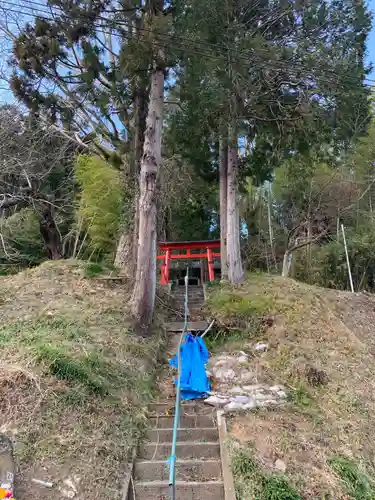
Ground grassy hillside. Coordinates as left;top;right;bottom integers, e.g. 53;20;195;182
0;260;165;499
206;274;375;499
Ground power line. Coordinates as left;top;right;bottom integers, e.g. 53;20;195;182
5;0;369;76
26;1;375;88
1;2;375;94
3;0;373;84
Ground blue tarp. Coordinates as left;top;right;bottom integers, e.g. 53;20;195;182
169;333;210;400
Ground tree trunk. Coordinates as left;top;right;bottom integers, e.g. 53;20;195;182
39;207;63;260
267;187;277;270
131;64;164;332
131;86;147;273
114;232;131;271
115;87;147;275
227;127;244;284
282;250;292;277
115;5;148;276
219;138;228;281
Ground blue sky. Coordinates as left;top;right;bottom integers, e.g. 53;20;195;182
368;0;375;79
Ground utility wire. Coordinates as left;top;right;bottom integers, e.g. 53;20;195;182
3;0;369;75
1;2;375;96
2;0;375;89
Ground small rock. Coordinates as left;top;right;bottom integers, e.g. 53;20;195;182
254;342;268;351
240;371;255;383
59;489;75;498
238;355;248;363
215;359;232;367
215;355;236;363
244;399;257;410
269;385;284;392
204;395;229;407
277;390;287;398
243;384;264;392
254;391;272;401
229;386;245;395
213;367;236;382
232;395;249;404
274;459;286;472
256;399;280;407
224;401;246;411
64;478;77;493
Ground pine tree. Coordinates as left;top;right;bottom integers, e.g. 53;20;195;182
9;0;151;275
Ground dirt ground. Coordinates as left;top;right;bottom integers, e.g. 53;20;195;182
0;260;165;500
206;275;375;499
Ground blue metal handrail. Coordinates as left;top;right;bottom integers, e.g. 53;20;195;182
168;268;189;500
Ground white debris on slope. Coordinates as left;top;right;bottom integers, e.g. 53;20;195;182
204;348;287;412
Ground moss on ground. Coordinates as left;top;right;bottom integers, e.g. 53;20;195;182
0;260;165;499
232;447;301;500
206;273;375;499
328;455;375;500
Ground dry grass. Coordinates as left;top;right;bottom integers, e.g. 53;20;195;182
206;274;375;499
0;260;165;500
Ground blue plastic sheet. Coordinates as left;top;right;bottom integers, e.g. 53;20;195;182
169;333;210;400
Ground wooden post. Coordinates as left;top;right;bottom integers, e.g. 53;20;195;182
200;258;205;284
341;224;354;293
207;248;215;281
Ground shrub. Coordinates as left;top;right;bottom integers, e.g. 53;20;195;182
75;155;122;258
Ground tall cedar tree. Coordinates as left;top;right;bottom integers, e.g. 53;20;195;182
171;0;371;283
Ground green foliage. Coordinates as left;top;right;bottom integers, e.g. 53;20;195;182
35;343;114;395
288;384;316;414
328;456;375;500
209;291;271;318
232;448;302;500
261;476;302;500
83;261;115;278
204;328;246;352
205;283;272;350
160;152;219;240
0;313;156;398
0;208;44;266
293;225;375;292
75;155;122;258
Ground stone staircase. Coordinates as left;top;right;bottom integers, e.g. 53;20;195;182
173;285;205;317
129;401;226;499
126;284;234;500
166;285;208;332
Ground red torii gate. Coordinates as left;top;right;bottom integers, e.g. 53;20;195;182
158;240;220;284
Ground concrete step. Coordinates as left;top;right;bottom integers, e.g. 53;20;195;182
174;300;204;306
148;402;215;417
166;321;209;332
131;481;225;500
175;301;204;308
134;459;222;482
139;442;221;460
146;428;219;443
174;294;204;300
149;414;216;429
